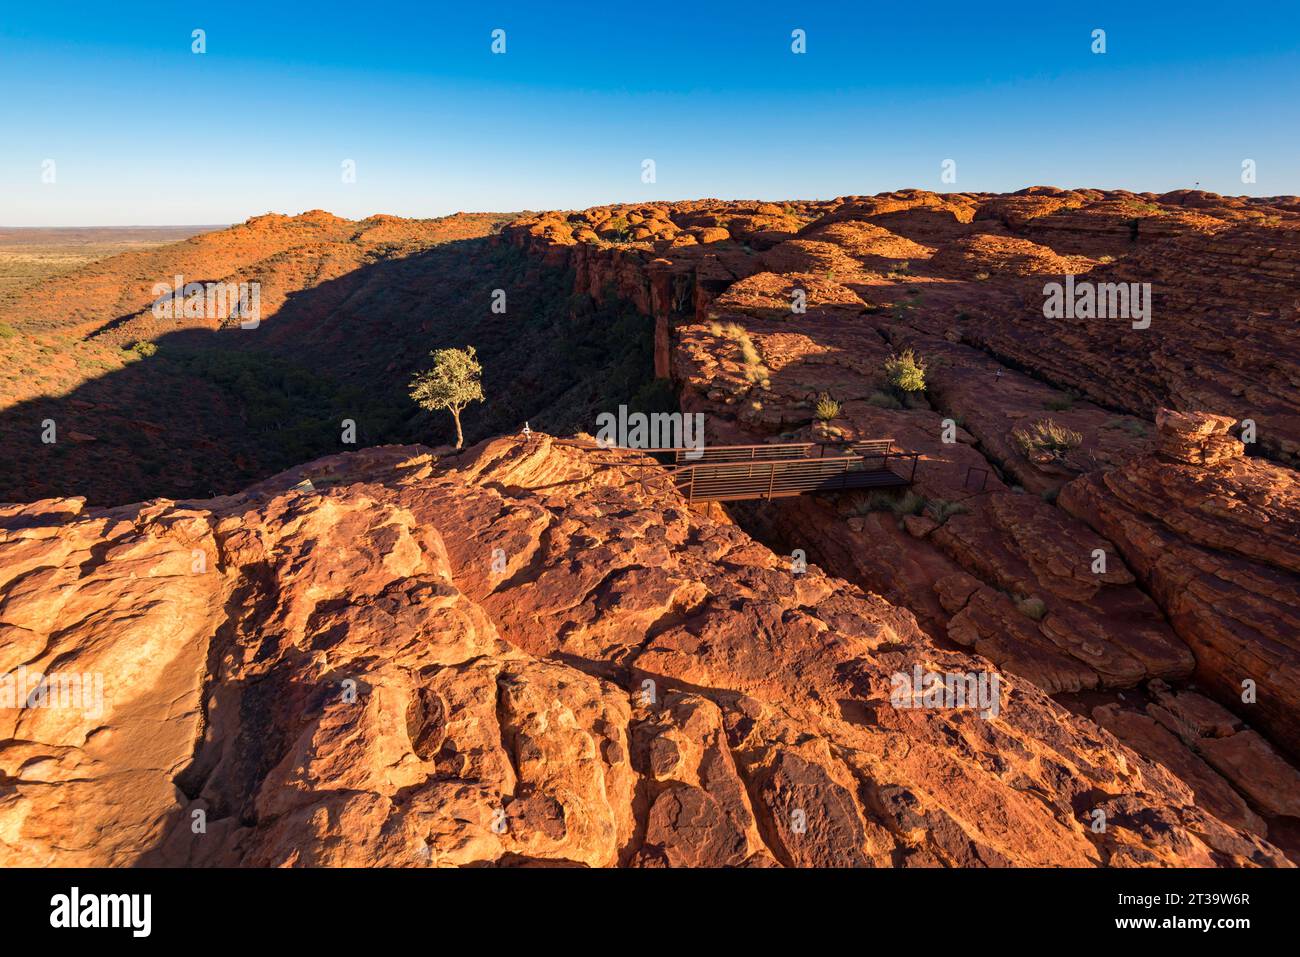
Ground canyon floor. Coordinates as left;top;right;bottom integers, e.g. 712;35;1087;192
1;188;1297;866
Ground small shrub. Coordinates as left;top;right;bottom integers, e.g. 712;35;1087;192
0;323;17;339
1043;394;1073;411
129;341;157;357
1012;418;1082;457
867;391;902;410
602;215;630;241
1016;596;1047;621
814;393;841;420
973;271;990;281
891;491;926;517
743;363;771;388
926;499;969;525
884;348;927;393
849;491;898;515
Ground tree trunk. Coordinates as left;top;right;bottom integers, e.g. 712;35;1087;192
452;408;464;449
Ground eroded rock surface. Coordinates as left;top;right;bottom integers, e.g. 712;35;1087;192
1;439;1288;867
3;189;1297;867
502;189;1300;856
1060;411;1300;762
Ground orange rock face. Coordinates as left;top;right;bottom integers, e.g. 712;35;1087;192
3;189;1297;868
1060;411;1300;762
1;439;1289;867
501;188;1300;861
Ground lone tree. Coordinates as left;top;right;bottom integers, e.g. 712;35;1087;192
408;345;484;449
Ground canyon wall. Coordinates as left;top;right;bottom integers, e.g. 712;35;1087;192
501;189;1300;854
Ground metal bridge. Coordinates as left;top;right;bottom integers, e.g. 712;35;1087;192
619;440;920;503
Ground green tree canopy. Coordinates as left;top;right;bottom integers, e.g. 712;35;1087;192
409;345;485;448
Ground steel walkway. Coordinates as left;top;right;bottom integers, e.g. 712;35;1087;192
613;440;920;503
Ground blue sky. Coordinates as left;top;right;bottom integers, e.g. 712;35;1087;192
2;1;1297;225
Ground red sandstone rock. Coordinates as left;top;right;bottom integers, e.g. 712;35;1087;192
5;188;1299;867
501;190;1300;859
1;439;1288;867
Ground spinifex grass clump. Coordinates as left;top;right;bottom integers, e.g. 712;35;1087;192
814;393;841;420
713;321;770;388
848;489;926;518
926;499;968;525
884;348;927;394
1012;418;1083;458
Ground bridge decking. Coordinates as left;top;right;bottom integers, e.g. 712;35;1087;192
614;440;919;503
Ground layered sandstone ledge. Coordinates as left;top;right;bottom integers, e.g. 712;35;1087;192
503;188;1300;462
1060;411;1300;761
0;438;1288;867
498;189;1300;855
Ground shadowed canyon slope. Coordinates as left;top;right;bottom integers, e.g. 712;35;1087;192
2;188;1299;866
0;210;670;505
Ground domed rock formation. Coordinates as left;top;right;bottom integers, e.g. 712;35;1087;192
0;438;1290;867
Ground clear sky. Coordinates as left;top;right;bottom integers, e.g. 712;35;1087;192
2;1;1298;225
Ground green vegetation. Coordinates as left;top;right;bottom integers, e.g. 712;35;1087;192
409;346;485;449
814;393;841;421
1012;418;1082;457
1122;200;1163;216
884;348;927;393
129;341;157;357
851;489;926;518
867;390;902;409
168;349;371;448
892;491;927;516
1043;393;1073;411
602;215;630;242
715;321;770;388
926;499;968;525
852;491;967;526
0;322;16;339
